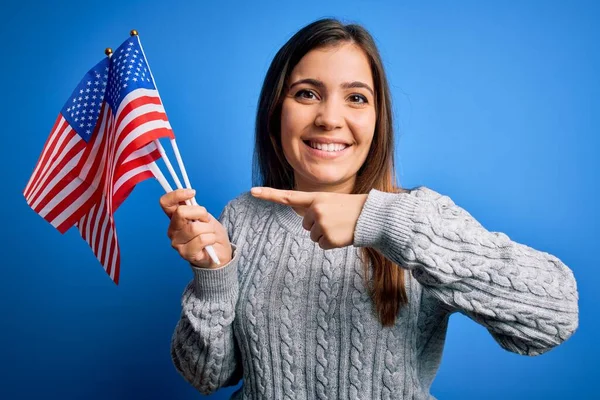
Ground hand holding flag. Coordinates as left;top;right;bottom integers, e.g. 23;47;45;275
159;189;233;269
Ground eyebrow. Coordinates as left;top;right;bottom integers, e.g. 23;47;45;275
288;78;374;97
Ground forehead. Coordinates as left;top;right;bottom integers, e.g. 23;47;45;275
290;43;374;86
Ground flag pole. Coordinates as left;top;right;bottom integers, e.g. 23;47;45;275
130;30;221;266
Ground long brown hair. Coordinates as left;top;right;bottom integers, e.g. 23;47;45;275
252;18;408;327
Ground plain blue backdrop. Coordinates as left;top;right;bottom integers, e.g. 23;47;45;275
2;0;597;399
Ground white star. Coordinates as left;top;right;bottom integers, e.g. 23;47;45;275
85;88;90;93
127;70;131;74
125;77;129;81
94;81;99;86
87;81;92;86
79;89;83;94
75;117;79;122
88;116;93;120
87;123;92;127
133;77;137;82
123;83;128;88
86;130;91;135
80;123;84;127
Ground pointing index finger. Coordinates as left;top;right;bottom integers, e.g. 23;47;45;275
251;187;315;208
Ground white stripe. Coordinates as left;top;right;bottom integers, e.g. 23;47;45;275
27;127;80;203
49;183;97;228
114;119;171;169
25;117;68;195
90;203;100;254
31;148;83;211
113;164;151;195
115;102;167;135
95;199;109;267
113;88;162;123
122;139;157;163
79;106;109;181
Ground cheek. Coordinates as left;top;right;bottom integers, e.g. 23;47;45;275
281;101;311;136
350;111;376;147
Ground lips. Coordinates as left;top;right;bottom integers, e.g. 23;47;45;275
302;140;351;159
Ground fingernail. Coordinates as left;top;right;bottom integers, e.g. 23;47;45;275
186;189;196;196
251;187;262;195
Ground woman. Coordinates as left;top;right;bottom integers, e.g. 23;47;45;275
160;18;579;399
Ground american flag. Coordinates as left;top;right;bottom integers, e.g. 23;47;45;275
24;35;174;284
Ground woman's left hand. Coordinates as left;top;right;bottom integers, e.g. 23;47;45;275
250;187;368;250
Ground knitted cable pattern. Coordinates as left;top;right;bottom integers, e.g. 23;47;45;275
280;237;309;399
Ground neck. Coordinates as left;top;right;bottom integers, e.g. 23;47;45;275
291;174;356;216
293;175;356;194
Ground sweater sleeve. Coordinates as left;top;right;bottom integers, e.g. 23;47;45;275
353;187;579;356
170;201;243;395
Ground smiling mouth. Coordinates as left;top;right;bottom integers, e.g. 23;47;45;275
302;140;350;152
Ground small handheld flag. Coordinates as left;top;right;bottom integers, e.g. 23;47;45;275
24;32;176;284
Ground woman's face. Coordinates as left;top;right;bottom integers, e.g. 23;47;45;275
280;42;376;193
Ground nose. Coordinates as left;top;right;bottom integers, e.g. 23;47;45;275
314;97;343;131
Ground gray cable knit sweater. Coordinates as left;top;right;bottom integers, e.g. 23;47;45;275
170;186;579;399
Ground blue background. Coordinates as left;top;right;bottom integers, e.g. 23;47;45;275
2;0;597;399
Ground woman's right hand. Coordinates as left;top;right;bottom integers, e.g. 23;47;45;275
159;189;233;269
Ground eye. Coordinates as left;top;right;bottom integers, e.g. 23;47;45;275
348;94;368;104
295;89;318;100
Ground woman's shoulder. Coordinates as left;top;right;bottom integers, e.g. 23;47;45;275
402;185;452;202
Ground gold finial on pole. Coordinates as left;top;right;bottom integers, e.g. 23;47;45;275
130;29;138;36
105;48;113;56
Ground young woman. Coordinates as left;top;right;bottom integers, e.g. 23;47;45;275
160;18;579;399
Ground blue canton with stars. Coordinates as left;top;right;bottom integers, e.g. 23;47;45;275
105;36;156;114
60;36;157;143
61;58;109;142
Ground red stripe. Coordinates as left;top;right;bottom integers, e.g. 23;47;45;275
114;147;160;184
115;128;173;169
28;140;86;210
58;188;102;234
25;121;75;201
114;95;162;130
24;115;64;197
113;170;154;210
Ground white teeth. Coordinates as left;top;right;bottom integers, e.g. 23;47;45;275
309;141;348;152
